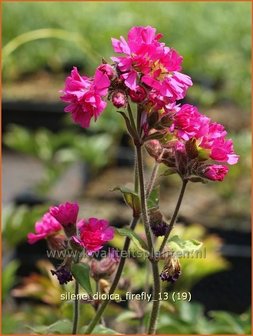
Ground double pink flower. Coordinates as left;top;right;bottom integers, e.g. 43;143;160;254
60;67;111;128
28;202;114;254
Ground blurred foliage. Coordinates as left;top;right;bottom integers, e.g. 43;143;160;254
215;130;251;200
2;203;50;247
4;124;115;195
2;2;251;109
2;260;20;302
157;301;251;334
2;224;249;334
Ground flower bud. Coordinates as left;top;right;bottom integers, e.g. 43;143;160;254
47;234;67;252
51;266;73;285
147;111;160;128
97;64;115;79
90;249;120;281
149;209;169;237
185;138;198;159
201;164;229;181
111;91;127;108
145;140;163;161
160;255;181;283
129;86;147;103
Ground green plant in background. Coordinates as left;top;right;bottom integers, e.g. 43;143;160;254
2;3;251;335
3;2;251;110
157;301;251;334
2;204;50;247
4;124;114;195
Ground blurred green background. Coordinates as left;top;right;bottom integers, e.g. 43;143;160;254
3;1;251;109
2;1;251;335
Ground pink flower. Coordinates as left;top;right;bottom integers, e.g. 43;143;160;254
27;213;61;244
60;67;110;128
50;202;79;227
172;105;239;165
111;26;192;102
172;104;210;140
209;138;239;165
202;165;229;181
73;218;114;255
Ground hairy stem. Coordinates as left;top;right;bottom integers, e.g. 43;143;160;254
148;262;160;334
85;216;139;334
159;179;188;254
72;280;79;334
135;144;160;334
146;161;159;198
136;145;154;253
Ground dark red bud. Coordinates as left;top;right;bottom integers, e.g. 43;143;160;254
129;86;147;103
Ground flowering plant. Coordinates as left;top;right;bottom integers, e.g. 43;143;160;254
28;26;238;334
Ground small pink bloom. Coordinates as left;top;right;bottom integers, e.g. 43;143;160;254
203;165;229;181
50;202;79;227
60;67;110;128
27;213;61;244
73;218;114;255
111;91;127;108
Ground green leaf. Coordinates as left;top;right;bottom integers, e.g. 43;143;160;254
71;263;93;295
147;186;160;209
26;319;72;334
81;324;121;334
113;186;140;217
168;235;203;253
116;311;138;322
116;227;149;253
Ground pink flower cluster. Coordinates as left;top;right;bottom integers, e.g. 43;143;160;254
111;26;192;104
60;25;239;181
60;26;192;128
171;104;239;166
28;202;114;255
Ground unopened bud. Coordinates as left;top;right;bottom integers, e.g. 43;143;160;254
160;255;181;283
97;63;115;79
51;265;73;285
129;86;147;103
90;249;120;281
145;140;163;161
112;91;127;108
47;234;67;251
149;209;169;237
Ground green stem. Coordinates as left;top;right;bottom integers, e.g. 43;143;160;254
136;145;154;253
135;144;160;334
146;161;159;198
134;148;139;194
159;179;188;254
127;103;138;136
72;280;79;334
148;262;160;334
85;216;139;334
